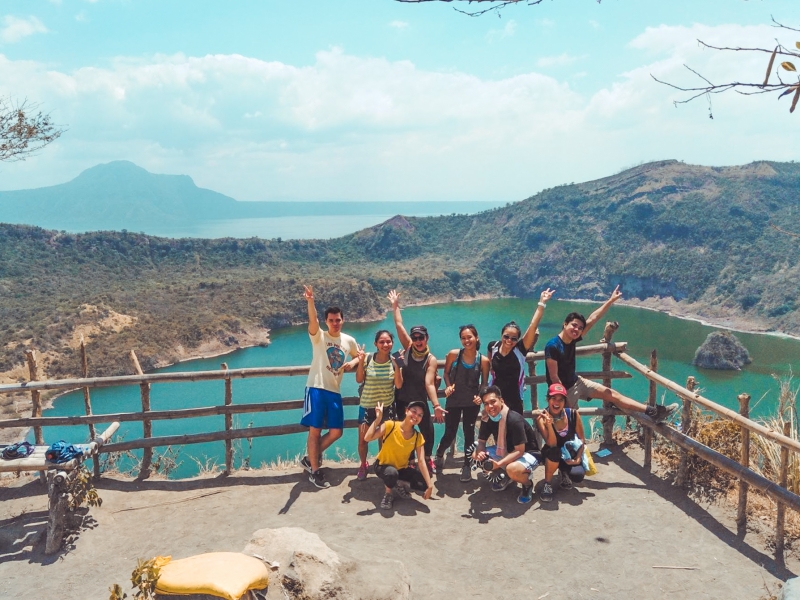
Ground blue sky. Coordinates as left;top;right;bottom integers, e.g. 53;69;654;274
1;0;799;202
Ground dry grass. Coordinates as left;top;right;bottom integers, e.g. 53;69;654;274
652;375;800;551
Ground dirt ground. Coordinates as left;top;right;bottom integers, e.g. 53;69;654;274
1;444;797;600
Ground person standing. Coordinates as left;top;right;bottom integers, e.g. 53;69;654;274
387;289;444;475
300;285;359;489
436;324;490;482
486;288;555;415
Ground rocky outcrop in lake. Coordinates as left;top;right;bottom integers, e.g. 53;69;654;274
693;331;752;370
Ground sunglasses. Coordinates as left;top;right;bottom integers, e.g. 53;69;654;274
410;334;426;341
502;334;519;342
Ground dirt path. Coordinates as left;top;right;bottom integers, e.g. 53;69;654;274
1;444;796;600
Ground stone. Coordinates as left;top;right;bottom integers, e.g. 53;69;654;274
693;331;752;370
244;527;411;600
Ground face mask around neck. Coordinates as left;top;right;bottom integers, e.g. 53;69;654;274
489;412;503;422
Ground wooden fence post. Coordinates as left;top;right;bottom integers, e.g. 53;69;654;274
643;349;657;472
736;393;751;532
25;349;46;484
79;336;100;478
222;363;233;475
129;350;152;478
675;376;695;487
529;359;538;411
776;417;791;560
601;325;617;445
25;350;43;446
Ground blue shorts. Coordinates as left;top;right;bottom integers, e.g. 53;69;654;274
301;387;344;430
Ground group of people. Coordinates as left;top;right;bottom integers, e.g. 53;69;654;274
298;284;678;510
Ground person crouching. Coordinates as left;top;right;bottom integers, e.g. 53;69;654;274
472;385;542;504
364;400;434;511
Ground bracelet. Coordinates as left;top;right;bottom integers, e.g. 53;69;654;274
538;302;546;308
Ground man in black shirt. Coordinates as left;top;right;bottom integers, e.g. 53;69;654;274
544;285;678;422
473;385;542;504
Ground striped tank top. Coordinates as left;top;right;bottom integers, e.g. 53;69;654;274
359;354;396;409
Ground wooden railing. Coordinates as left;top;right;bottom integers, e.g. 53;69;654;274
1;334;799;561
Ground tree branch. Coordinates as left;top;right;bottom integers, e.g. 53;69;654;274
0;97;64;162
395;0;547;17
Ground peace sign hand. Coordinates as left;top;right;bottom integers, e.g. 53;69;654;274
357;343;367;363
375;402;384;423
303;285;314;301
540;288;556;304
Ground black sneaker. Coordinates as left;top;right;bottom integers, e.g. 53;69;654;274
380;493;394;510
540;481;554;503
517;483;534;504
460;463;473;482
560;471;573;489
301;456;313;474
309;470;330;489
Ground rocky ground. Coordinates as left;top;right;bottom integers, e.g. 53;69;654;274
1;444;797;600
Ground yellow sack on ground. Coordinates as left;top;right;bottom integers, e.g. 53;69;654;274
154;552;269;600
585;449;598;477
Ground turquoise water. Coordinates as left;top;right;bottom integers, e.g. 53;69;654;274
37;299;800;478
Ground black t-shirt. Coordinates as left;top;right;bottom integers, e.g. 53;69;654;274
488;339;532;403
544;334;583;390
478;410;539;453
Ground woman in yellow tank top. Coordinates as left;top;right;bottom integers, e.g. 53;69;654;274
364;400;434;511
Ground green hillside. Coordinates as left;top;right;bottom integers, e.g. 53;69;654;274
1;159;799;384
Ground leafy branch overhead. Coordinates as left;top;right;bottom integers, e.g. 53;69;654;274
0;97;64;162
655;18;800;115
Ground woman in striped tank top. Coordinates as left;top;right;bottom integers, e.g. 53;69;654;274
355;330;403;480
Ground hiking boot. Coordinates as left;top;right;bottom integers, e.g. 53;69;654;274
356;463;368;481
491;473;514;492
301;455;313;474
434;455;444;473
540;481;554;503
560;471;573;489
460;463;473;482
309;470;330;489
380;493;394;510
518;483;534;504
394;482;412;499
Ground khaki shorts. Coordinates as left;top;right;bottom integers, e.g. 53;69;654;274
566;376;606;408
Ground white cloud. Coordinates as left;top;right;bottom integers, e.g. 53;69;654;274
389;20;408;30
0;23;798;204
536;53;585;68
487;19;517;42
75;11;88;22
537;18;555;29
1;15;48;43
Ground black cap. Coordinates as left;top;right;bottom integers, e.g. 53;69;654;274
409;325;428;337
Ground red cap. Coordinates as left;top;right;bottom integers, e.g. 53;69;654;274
547;383;568;398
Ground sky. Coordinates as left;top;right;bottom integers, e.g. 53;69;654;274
0;0;799;202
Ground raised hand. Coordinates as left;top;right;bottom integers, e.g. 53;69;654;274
303;285;314;302
609;285;622;304
538;409;553;427
387;289;400;309
540;288;556;304
357;343;367;363
375;402;384;423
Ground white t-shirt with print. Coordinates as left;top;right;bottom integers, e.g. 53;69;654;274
306;329;358;393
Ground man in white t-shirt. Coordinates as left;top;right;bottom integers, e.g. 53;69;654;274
300;285;359;489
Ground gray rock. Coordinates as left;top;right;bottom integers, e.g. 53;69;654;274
777;576;797;600
693;331;752;370
244;527;411;600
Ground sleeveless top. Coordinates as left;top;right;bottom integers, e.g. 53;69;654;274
550;408;578;449
396;350;430;404
359;353;396;409
446;350;482;408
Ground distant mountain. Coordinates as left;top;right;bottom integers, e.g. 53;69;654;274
0;161;503;234
3;158;800;384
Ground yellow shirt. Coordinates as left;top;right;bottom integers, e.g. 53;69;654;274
375;420;425;470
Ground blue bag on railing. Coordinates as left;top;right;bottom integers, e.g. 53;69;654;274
2;441;34;459
45;441;84;463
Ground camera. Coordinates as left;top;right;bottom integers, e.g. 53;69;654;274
482;459;495;471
